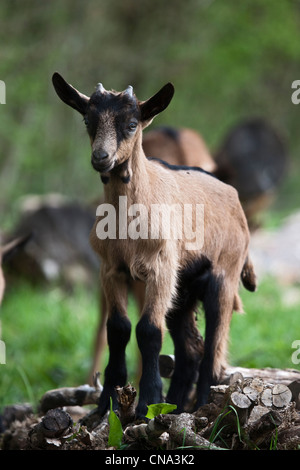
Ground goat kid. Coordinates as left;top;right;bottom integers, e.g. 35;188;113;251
52;73;256;419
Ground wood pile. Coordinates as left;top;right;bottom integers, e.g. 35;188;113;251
1;362;299;451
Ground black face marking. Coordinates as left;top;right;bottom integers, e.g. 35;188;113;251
85;91;141;145
100;174;110;184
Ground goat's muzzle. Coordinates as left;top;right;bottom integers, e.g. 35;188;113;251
91;149;115;173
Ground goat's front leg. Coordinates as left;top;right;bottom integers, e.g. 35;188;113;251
97;265;131;416
135;265;177;419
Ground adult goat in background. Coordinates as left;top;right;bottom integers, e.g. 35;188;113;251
52;73;256;420
0;235;30;306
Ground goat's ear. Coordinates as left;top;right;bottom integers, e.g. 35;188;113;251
139;83;174;124
52;72;89;115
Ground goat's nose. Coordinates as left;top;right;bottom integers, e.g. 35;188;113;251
92;149;109;162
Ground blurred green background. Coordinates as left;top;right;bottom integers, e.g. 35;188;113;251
1;0;300;407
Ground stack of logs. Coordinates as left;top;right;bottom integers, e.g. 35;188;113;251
1;358;299;450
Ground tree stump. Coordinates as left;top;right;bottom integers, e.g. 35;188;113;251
29;408;73;449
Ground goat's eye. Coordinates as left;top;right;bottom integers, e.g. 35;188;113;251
128;121;137;132
83;116;89;127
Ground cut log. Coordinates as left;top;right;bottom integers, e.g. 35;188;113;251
272;384;292;408
124;417;169;449
124;413;221;450
230;391;252;409
243;386;260;402
29;408;73;448
288;380;300;410
261;388;273;407
159;355;300;387
39;383;101;413
224;366;300;386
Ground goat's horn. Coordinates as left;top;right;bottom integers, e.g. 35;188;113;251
123;85;133;97
96;83;105;93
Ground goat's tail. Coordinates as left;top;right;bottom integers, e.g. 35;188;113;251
241;256;257;292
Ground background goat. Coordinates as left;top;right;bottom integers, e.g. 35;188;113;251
52;73;257;419
0;235;30;306
143;122;288;228
143;126;217;173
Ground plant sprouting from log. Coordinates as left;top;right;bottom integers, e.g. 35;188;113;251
107;399;177;448
145;403;177;419
108;397;123;449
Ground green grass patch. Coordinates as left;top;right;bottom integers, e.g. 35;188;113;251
230;276;300;369
0;276;299;410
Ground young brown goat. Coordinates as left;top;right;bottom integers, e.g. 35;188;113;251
52;73;256;418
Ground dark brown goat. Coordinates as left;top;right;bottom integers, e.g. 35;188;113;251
214;119;288;225
0;235;30;306
52;73;256;418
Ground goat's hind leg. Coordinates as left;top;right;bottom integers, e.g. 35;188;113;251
195;275;234;408
166;300;203;413
166;258;211;412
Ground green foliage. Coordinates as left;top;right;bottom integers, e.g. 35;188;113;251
1;0;300;230
108;397;123;449
0;281;99;407
145;402;177;419
230;276;300;369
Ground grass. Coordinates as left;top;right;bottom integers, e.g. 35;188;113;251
230;276;300;369
0;275;299;410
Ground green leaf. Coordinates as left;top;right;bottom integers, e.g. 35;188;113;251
145;402;177;419
108;397;123;448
